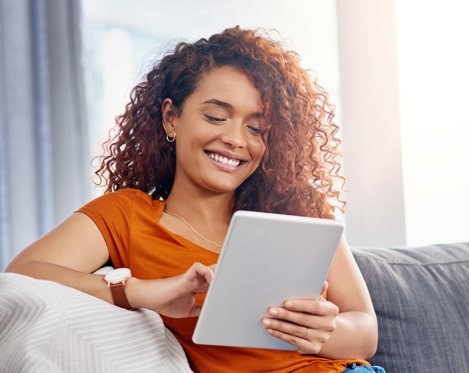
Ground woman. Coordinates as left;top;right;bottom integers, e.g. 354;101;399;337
6;26;384;372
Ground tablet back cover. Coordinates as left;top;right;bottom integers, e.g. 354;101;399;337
192;210;344;350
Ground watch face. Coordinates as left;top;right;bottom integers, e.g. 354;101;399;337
104;267;131;283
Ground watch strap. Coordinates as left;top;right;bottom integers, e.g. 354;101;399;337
109;282;134;310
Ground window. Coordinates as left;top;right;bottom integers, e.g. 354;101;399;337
81;0;341;195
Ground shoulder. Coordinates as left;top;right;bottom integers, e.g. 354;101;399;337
78;188;163;216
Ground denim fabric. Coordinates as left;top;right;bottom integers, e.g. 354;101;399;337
343;363;386;373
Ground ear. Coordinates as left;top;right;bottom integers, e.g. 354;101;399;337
161;98;177;133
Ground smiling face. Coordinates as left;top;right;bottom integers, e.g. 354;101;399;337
162;66;267;197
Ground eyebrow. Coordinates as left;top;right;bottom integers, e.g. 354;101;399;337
200;98;233;110
200;99;264;118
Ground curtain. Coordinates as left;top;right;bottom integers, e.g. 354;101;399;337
0;0;90;270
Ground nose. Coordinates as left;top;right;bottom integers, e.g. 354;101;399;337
220;122;248;148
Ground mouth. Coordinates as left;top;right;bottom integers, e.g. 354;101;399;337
205;151;245;168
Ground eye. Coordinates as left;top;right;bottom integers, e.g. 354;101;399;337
247;122;268;136
204;114;226;124
247;126;264;135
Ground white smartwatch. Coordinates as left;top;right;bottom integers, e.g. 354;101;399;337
104;267;134;310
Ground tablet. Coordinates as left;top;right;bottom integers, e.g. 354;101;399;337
192;210;344;350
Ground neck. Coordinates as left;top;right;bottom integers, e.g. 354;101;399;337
163;190;233;252
165;189;234;225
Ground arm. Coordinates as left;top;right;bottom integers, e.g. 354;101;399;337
5;212;214;317
261;236;378;359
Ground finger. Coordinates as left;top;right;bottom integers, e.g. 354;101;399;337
282;299;339;316
267;305;337;335
191;262;215;283
262;317;310;339
188;303;203;317
202;266;214;283
262;321;323;355
180;263;213;295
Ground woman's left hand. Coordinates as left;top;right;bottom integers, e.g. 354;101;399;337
261;283;339;354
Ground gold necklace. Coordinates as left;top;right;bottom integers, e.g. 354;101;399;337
164;209;223;249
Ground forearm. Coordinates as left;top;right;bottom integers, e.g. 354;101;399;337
6;260;213;317
5;261;115;304
6;261;165;310
318;311;378;360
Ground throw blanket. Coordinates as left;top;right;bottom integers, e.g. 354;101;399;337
0;273;193;373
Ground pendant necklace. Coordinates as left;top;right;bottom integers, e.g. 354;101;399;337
164;209;223;249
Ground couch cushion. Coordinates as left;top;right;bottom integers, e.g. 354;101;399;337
352;243;469;372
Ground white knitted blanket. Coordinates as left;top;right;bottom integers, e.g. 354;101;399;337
0;273;192;373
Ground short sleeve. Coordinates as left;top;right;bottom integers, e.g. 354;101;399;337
77;189;140;268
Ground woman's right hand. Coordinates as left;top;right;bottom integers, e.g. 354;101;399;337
130;262;215;318
5;211;215;318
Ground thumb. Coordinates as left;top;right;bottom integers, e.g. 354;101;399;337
320;281;329;300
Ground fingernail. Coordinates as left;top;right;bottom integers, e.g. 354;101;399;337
262;319;271;326
285;301;293;308
269;308;278;316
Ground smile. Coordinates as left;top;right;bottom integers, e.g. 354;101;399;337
206;152;242;167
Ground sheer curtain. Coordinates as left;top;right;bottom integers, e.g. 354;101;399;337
0;0;90;270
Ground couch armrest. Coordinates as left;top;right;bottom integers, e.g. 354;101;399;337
0;273;192;372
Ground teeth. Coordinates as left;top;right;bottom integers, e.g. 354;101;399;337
208;152;241;167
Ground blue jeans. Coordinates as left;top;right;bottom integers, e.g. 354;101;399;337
343;363;386;373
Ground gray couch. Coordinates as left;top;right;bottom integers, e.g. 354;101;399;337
352;242;469;372
1;243;467;372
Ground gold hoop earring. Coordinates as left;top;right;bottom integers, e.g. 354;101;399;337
166;131;176;143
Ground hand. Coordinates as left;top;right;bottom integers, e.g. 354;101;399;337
135;262;215;318
261;282;339;354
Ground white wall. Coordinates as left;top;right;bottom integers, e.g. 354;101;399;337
336;0;406;247
396;0;469;245
336;0;469;247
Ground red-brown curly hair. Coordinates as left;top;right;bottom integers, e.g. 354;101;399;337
95;26;345;219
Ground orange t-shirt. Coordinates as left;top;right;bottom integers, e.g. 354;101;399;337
78;188;369;373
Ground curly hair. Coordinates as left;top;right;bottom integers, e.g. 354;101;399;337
95;26;345;219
